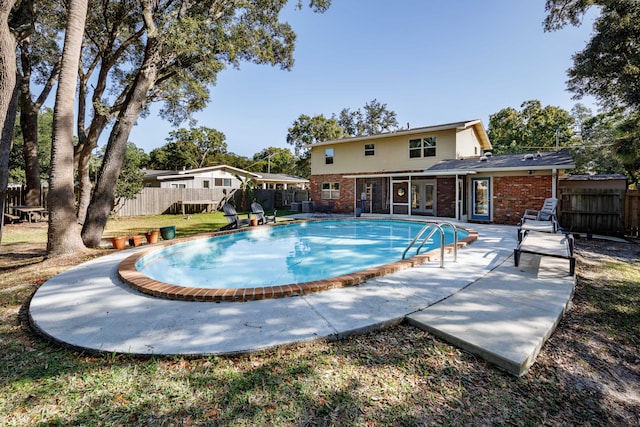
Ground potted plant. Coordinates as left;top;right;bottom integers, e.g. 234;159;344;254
145;229;160;244
110;236;127;250
128;234;143;247
160;225;176;240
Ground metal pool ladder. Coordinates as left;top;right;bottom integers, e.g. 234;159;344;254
402;221;458;267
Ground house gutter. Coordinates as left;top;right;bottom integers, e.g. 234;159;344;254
343;170;478;179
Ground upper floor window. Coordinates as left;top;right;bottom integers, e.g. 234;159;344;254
409;136;437;158
325;148;334;164
364;143;375;156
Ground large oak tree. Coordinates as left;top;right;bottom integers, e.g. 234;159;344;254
80;0;332;247
544;0;640;110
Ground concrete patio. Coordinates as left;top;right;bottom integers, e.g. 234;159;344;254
29;222;575;376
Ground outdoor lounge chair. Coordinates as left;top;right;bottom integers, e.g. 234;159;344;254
221;203;251;230
250;202;276;225
514;229;575;276
518;198;559;241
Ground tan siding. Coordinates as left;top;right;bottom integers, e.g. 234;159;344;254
311;129;459;175
455;127;482;158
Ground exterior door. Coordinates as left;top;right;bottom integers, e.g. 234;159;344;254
411;180;435;215
392;180;409;215
471;177;490;221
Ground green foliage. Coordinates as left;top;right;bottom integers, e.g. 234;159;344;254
286;100;400;161
613;112;640;184
487;100;574;154
97;142;148;212
286;114;344;158
9;107;53;182
334;99;399;137
233;172;256;211
569;106;626;175
566;105;640;182
544;0;640;110
250;147;297;175
148;126;227;170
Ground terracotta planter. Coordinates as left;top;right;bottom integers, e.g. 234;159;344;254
145;230;159;244
111;236;127;250
250;218;258;227
160;225;176;240
128;235;142;247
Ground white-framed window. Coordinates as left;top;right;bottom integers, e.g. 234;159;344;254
321;182;340;199
325;148;334;164
364;143;375;156
171;183;186;189
409;136;437;158
214;178;232;187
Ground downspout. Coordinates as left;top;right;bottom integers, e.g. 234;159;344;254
552;168;557;198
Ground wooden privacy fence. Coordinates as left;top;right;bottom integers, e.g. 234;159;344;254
115;188;228;216
3;185;48;211
625;190;640;237
559;188;627;236
115;188;310;217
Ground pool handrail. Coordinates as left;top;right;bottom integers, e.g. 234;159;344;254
415;224;445;268
436;221;458;262
402;221;459;267
402;223;433;260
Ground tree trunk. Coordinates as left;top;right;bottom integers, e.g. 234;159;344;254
75;141;94;224
19;100;41;206
47;0;88;256
81;61;159;246
81;0;161;247
0;0;19;246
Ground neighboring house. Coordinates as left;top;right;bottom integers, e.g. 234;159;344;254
254;172;309;190
308;120;575;225
142;165;259;190
143;166;309;190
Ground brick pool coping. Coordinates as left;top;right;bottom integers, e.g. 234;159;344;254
117;219;479;302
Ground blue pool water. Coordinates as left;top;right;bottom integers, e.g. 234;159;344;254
136;219;466;289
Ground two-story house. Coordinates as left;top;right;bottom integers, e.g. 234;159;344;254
308;120;574;225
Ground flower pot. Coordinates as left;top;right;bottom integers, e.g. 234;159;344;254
128;235;142;247
250;218;258;227
160;225;176;240
111;236;127;250
145;230;159;244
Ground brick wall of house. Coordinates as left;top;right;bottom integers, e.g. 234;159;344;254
309;174;354;213
436;177;456;218
492;175;553;225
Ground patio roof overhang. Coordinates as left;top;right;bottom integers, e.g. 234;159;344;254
343;170;478;179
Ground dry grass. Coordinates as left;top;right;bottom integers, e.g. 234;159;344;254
1;218;639;426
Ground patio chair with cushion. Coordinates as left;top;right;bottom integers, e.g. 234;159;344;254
251;202;277;225
518;197;559;241
221;203;251;230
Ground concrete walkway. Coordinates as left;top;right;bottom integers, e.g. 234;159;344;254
29;222;575;376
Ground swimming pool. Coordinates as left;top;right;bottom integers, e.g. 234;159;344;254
118;219;477;302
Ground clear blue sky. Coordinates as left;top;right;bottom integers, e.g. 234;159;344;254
128;0;597;158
